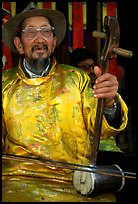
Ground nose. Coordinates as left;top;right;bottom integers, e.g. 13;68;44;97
34;31;46;42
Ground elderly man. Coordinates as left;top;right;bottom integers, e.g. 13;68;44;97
2;2;128;202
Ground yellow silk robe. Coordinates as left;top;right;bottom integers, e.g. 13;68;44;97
2;57;128;202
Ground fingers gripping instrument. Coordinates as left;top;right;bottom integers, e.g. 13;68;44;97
73;16;133;196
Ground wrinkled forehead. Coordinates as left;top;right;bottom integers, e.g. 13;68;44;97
21;16;51;28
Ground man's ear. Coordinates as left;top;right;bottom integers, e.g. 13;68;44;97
14;37;24;54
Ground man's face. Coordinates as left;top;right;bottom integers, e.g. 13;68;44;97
14;16;57;67
78;58;95;75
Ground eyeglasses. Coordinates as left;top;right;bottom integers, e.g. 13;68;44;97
21;26;55;39
78;63;95;69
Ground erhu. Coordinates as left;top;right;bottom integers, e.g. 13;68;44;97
73;15;134;196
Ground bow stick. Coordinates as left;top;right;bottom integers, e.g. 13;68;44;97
2;154;136;179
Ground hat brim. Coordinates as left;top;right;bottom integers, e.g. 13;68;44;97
2;8;66;53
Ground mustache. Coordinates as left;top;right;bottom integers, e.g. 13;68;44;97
32;44;48;52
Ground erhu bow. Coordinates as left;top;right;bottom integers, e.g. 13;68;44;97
73;15;134;196
3;153;136;179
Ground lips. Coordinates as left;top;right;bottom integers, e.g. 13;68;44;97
32;44;48;52
34;48;45;53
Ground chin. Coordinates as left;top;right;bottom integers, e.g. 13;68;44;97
34;52;47;59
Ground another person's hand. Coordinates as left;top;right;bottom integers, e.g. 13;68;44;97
92;66;118;108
